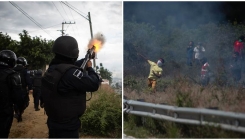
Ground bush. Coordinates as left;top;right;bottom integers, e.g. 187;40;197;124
80;85;122;138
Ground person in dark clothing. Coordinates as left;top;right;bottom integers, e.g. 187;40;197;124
13;57;32;122
186;41;194;66
0;50;22;138
29;70;35;82
230;52;242;84
32;69;43;111
41;36;101;138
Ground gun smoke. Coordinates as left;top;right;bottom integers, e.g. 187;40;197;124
87;32;106;52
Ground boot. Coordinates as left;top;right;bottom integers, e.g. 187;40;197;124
35;107;40;111
14;113;22;122
15;113;22;122
17;115;22;122
40;103;44;108
34;104;40;111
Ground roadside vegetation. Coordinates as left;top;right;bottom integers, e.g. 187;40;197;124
81;84;122;138
124;74;245;138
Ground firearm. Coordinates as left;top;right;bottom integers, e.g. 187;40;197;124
80;45;95;101
81;45;96;71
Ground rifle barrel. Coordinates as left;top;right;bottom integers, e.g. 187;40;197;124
80;46;96;70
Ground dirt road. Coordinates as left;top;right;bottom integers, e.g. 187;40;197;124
8;92;102;138
9;92;48;138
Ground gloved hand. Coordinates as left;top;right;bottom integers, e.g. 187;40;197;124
86;60;92;69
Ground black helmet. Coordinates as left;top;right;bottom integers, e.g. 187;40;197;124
17;57;28;66
52;36;79;59
0;50;17;68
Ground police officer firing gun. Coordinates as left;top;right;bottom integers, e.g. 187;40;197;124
41;36;102;138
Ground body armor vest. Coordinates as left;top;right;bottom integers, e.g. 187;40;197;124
0;69;14;111
41;64;86;122
14;66;26;88
33;76;42;87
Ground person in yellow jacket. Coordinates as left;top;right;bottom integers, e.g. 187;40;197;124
138;53;164;93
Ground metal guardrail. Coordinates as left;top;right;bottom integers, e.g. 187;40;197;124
124;99;245;133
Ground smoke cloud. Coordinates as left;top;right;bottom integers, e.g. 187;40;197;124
87;32;106;50
124;2;245;85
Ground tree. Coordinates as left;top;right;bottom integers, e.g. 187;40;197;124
17;30;54;69
0;30;54;70
0;32;13;50
98;63;112;84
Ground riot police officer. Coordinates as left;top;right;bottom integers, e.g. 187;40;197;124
32;69;43;111
41;36;101;138
0;50;22;138
13;57;32;122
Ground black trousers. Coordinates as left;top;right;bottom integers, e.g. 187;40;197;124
23;89;30;109
13;99;25;122
0;113;14;138
47;117;81;138
33;88;43;108
49;128;79;138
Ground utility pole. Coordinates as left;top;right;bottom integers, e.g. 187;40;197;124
88;12;93;39
88;12;96;69
57;21;75;36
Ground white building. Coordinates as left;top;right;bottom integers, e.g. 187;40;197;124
101;79;109;85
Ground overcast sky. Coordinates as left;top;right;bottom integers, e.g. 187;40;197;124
0;1;122;79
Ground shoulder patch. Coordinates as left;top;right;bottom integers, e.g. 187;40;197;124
73;69;83;79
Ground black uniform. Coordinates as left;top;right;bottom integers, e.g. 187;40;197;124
13;65;32;121
32;70;43;111
41;59;100;138
0;65;22;138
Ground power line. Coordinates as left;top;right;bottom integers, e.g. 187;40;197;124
29;23;61;33
65;1;80;38
65;1;88;19
60;1;93;38
9;1;54;39
59;1;70;21
51;1;76;36
60;1;89;21
59;1;79;37
52;1;65;22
